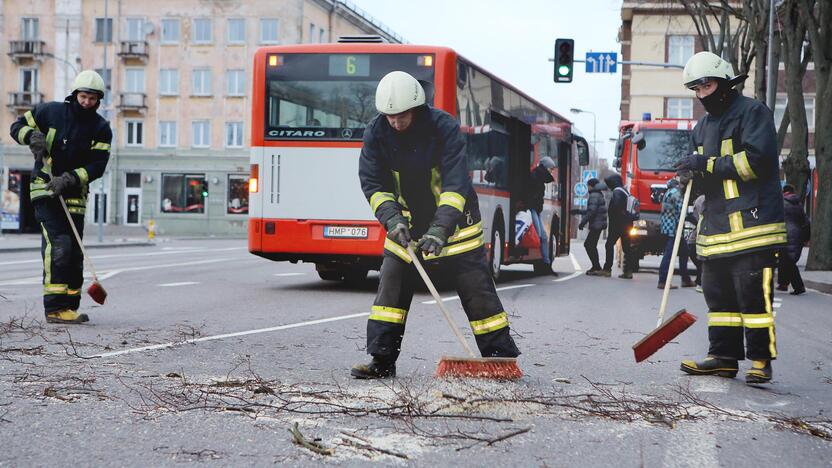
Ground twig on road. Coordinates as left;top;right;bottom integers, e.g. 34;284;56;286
289;422;334;456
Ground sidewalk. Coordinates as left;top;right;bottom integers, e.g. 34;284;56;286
0;224;153;253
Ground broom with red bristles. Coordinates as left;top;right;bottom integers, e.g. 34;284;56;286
59;196;108;305
405;244;522;379
632;180;697;363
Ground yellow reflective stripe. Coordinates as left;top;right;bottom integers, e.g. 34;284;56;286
24;110;39;130
91;141;111;151
423;233;484;260
391;171;407;208
30;190;53;200
470;312;509;335
697;222;786;245
370;192;396;212
67;206;86;214
44;284;69;295
708;312;743;327
729;212;744;232
369;305;407;324
697;145;704;154
697;233;787;257
706;157;716;173
64;198;86;206
430;167;442;203
383;238;412;263
30;182;48;190
733;151;757;181
45;128;56;155
448;221;483;242
17;125;33;143
742;313;774;328
74;168;89;185
67;288;81;296
723;179;739;199
720;138;733;156
40;223;52;289
763;267;776;357
438;192;466;212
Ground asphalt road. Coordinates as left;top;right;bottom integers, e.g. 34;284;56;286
1;239;831;466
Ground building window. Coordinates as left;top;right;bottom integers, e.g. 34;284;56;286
668;35;694;66
225;122;243;147
126;120;144;146
95;68;112;106
309;23;316;43
193;18;212;43
260;19;279;44
774;96;787;129
20;68;38;93
227;18;245;43
159;69;179;95
161;18;180;43
22;18;39;40
226;69;245;96
161;174;206;214
191;68;211;96
159;121;177;147
126;17;144;41
667;98;693;119
806;96;816;130
125;68;145;93
774;96;815;130
227;174;249;214
319;27;326;43
192;120;210;147
95;17;113;43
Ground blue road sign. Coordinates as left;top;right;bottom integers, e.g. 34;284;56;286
574;182;588;197
585;52;618;73
582;170;597;183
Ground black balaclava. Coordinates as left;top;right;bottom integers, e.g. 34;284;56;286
699;79;738;117
68;91;102;118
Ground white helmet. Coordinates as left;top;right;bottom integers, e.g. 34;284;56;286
72;70;106;97
375;71;425;115
682;51;735;89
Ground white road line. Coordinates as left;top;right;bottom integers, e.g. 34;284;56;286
422;283;535;304
553;271;584;282
569;252;582;271
773;302;781;308
158;281;199;287
90;312;370;358
273;273;306;277
0;246;247;267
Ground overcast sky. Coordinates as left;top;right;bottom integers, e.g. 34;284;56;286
350;0;624;160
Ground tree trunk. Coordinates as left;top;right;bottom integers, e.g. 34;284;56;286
780;0;811;201
745;0;770;101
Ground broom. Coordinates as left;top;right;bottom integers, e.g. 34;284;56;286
405;244;522;379
59;196;108;305
632;180;697;363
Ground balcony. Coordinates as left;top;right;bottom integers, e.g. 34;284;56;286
8;40;46;62
117;92;147;113
117;41;149;62
8;91;44;112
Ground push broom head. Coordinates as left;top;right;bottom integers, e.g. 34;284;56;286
436;356;523;380
632;309;697;363
87;281;107;305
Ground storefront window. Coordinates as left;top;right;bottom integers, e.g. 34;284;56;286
227;174;249;214
161;173;207;213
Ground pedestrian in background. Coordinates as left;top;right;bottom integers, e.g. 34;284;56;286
524;156;556;274
579;178;607;275
777;184;809;295
600;174;633;279
658;178;695;289
686;193;706;292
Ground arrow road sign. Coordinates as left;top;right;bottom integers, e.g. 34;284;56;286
582;170;597;183
585;52;618;73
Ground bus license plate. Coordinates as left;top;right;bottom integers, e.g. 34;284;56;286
324;226;368;239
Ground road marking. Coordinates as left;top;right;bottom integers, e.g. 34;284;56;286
158;281;199;287
274;273;306;277
0;246;247;267
553;271;584;282
422;283;535;304
569;252;582;271
90;312;370;358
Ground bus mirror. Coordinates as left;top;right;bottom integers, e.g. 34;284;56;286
613;158;621;169
632;132;646;150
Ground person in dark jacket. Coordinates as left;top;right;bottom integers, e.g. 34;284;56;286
685;193;706;290
9;70;112;324
674;52;786;384
777;184;809;295
523;156;556;272
352;71;520;379
579;178;607;274
601;173;634;278
657;178;695;289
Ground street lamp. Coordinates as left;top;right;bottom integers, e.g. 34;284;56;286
570;107;596;160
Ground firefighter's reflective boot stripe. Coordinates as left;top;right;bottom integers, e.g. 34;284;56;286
35;198;85;315
702;251;777;361
45;310;89;324
745;360;773;384
680;357;739;378
365;247;520;363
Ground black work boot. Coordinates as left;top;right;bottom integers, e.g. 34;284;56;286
45;310;89;324
745;360;773;384
618;271;633;279
350;357;396;379
680;356;739;378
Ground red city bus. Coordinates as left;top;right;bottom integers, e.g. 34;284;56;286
248;41;586;282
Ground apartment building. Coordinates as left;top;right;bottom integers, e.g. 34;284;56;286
0;0;402;234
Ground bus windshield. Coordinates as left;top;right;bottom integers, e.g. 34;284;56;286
635;129;692;171
265;53;435;141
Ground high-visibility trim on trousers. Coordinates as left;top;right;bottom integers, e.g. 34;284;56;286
369;305;407;324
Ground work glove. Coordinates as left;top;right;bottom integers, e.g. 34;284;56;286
28;130;48;162
578;221;587;230
416;225;447;256
385;214;411;247
45;172;79;197
677;169;694;186
673;153;707;172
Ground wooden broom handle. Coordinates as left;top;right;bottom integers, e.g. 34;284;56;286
406;244;477;358
657;181;693;327
59;195;99;282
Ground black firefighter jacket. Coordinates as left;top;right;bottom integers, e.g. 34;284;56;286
10;95;112;215
690;94;786;259
359;106;483;262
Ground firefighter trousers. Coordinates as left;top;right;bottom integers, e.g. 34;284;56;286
366;246;520;362
34;198;85;314
702;250;777;361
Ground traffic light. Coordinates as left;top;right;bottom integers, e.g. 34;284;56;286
554;38;574;83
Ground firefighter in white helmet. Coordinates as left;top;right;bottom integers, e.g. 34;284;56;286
9;70;112;324
674;51;785;384
352;71;520;378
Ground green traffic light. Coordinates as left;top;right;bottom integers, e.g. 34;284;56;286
558;65;571;76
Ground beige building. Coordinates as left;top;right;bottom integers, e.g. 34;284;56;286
0;0;402;234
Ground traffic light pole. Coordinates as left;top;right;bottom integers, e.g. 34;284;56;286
548;58;684;69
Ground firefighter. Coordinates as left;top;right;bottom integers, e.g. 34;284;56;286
352;71;520;378
9;70;112;324
674;52;786;384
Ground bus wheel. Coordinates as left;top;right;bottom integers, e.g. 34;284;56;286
342;268;368;285
318;270;342;281
489;223;504;281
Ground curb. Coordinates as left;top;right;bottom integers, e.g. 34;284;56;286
0;241;155;253
804;280;832;295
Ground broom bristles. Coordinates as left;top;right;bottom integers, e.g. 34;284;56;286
436;356;523;380
632;309;697;363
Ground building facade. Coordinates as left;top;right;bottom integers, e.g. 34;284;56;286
0;0;402;235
